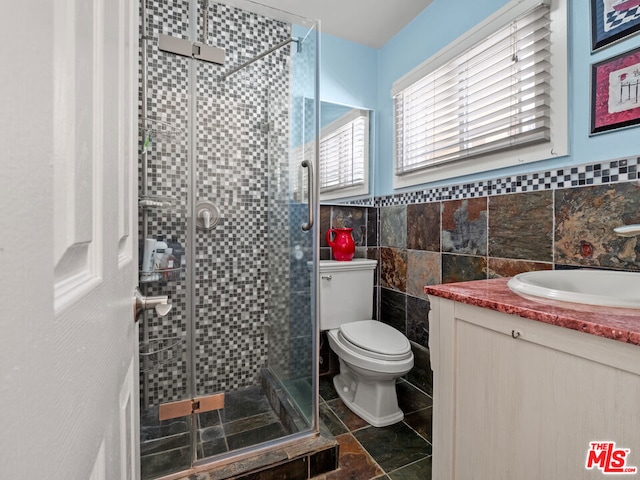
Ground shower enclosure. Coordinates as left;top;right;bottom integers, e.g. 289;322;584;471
138;1;319;478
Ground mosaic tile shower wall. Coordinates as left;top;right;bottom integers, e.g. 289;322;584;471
194;3;292;395
139;0;295;405
139;0;191;407
285;204;314;380
266;67;295;380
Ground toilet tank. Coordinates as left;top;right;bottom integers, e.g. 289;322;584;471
318;259;377;330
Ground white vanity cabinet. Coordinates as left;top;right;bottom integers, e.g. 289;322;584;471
428;297;640;480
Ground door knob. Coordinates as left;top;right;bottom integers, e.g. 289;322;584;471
134;287;172;322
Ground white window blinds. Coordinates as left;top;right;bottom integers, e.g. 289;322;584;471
394;3;551;175
319;111;368;192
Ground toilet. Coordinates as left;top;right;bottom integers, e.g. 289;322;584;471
318;259;414;427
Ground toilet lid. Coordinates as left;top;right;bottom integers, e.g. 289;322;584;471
339;320;411;356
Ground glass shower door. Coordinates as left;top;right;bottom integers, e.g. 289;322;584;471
191;1;319;463
265;26;319;429
138;2;194;479
139;0;318;476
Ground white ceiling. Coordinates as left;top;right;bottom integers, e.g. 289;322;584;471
254;0;434;49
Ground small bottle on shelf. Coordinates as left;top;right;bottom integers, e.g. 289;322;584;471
141;237;158;282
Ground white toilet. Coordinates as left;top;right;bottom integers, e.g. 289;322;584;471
319;259;414;427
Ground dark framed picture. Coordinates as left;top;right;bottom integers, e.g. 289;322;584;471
590;46;640;134
591;0;640;51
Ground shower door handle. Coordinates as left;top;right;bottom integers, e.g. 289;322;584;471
301;159;314;231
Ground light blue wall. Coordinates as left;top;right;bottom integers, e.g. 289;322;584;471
292;27;378;145
374;0;640;196
317;32;378;199
320;32;378;108
292;26;378;106
291;25;319;147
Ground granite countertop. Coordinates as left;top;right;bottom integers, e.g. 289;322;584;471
425;277;640;346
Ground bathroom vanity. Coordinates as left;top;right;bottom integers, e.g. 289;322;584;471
426;278;640;480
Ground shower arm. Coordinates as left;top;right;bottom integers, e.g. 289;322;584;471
222;37;299;80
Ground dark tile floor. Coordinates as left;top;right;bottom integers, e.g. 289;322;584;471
313;374;433;480
140;385;292;480
140;377;433;480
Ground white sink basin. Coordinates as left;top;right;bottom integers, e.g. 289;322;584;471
507;269;640;309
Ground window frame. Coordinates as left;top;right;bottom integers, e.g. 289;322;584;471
392;0;567;189
319;108;370;201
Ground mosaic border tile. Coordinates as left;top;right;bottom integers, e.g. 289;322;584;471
376;156;640;206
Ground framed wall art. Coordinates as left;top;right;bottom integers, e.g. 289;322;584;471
590;46;640;134
591;0;640;51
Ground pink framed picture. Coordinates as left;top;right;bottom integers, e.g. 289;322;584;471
590;46;640;134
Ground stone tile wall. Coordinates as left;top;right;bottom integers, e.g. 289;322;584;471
325;156;640;395
382;180;640;289
382;165;640;394
318;204;379;375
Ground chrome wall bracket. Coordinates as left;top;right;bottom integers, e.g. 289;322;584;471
158;393;225;421
134;287;172;322
158;34;225;65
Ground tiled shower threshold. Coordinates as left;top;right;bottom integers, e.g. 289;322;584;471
158;431;337;480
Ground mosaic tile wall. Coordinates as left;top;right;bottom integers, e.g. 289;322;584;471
138;0;191;407
326;155;640;394
139;0;305;406
285;204;314;380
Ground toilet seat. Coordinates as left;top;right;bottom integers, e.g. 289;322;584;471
334;320;412;362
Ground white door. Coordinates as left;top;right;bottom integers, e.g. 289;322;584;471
0;1;140;479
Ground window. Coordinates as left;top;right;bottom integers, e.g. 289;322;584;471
291;107;370;202
392;0;567;188
319;108;369;200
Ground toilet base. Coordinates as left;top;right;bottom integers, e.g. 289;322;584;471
333;364;404;428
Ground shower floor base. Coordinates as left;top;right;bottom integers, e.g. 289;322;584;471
140;378;333;480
